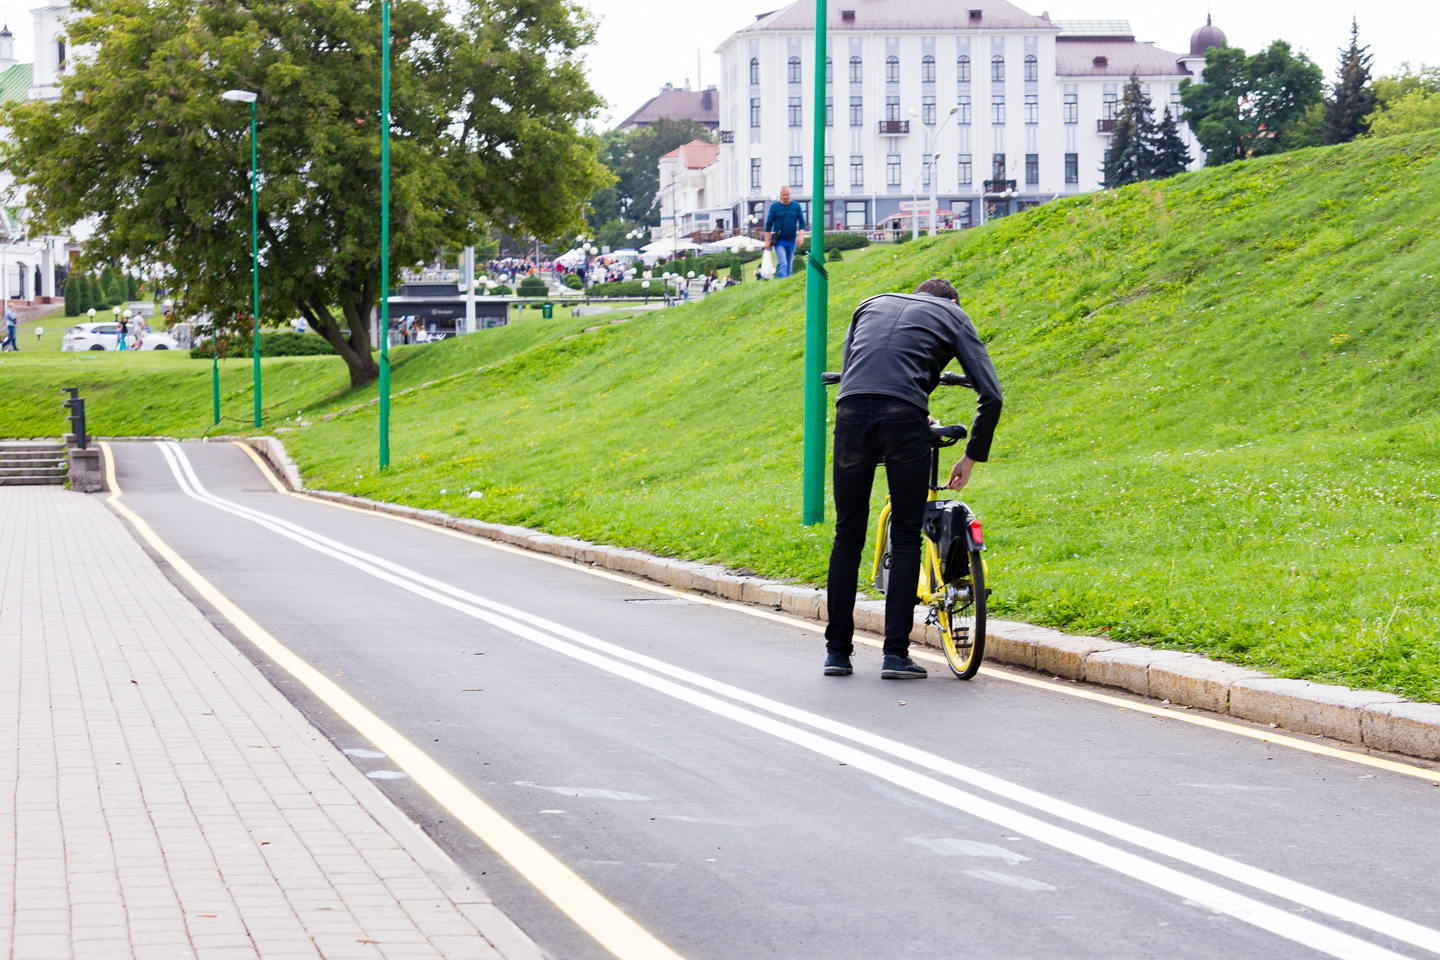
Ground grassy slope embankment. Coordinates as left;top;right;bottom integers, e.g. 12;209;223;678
3;130;1439;700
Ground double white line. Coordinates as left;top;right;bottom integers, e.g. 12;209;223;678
153;440;1439;960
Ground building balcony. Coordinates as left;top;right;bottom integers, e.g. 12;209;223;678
983;179;1018;195
718;130;735;144
878;119;910;135
1097;118;1118;133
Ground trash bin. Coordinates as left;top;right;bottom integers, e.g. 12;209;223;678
541;303;553;319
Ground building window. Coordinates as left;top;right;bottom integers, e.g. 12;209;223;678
921;55;936;84
1025;153;1039;184
788;56;802;84
849;56;862;83
1064;92;1078;124
992;153;1006;180
957;95;971;124
1024;54;1038;82
991;95;1005;125
750;98;761;127
1064;152;1079;184
849;96;863;127
749;58;759;85
886;153;901;187
991;55;1005;83
885;55;900;83
922;156;932;188
1103;91;1118;120
824;155;835;187
886;96;900;122
751;158;762;189
789;155;804;188
922;95;936;125
1024;94;1038;124
957;55;971;83
789;97;803;127
850;155;864;188
826;57;832;84
958;153;973;185
57;37;67;71
825;97;833;127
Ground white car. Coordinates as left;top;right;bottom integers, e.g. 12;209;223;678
61;322;180;352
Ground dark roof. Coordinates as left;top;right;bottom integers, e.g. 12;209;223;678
740;0;1055;33
1056;38;1190;77
1189;15;1227;56
617;86;720;132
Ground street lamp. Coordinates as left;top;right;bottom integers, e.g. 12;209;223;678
221;87;261;428
909;103;961;240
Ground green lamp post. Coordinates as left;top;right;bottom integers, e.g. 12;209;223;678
221;88;261;429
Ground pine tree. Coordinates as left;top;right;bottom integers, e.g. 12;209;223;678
728;257;741;281
1102;75;1158;187
75;273;91;313
1323;18;1377;144
127;273;138;300
87;275;102;311
64;274;79;316
1151;108;1193;178
103;270;123;307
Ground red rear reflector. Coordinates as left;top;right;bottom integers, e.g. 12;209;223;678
969;519;984;546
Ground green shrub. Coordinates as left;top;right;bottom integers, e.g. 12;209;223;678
517;275;549;297
491;283;513;296
590;280;658;297
728;257;742;281
563;274;584;289
797;231;870;255
64;275;80;316
827;249;843;262
190;329;336;359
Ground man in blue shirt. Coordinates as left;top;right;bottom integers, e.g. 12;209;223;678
763;186;807;279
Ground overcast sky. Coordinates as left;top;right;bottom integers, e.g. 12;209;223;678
3;1;1431;128
576;0;1438;127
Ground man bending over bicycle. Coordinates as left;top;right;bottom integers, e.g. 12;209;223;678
825;278;1003;679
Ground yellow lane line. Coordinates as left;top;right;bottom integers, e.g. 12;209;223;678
105;442;686;960
231;442;1440;785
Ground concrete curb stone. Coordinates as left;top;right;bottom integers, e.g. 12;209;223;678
1230;678;1406;745
244;436;1440;764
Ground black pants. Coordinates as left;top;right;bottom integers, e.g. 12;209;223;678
825;395;932;658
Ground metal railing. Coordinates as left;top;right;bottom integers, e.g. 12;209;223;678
878;120;910;135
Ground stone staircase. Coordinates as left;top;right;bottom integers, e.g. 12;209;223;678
0;440;68;486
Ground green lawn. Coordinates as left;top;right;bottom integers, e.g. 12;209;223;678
4;131;1440;701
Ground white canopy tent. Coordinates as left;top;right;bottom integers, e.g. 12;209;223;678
554;247;589;267
700;234;764;255
639;237;702;264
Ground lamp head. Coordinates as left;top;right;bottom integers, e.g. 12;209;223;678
87;308;95;317
111;306;119;316
221;89;258;104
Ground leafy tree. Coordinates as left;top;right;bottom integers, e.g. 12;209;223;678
2;0;609;388
1103;76;1158;187
1323;19;1377;144
589;119;714;234
1180;41;1324;164
1367;89;1440;137
1151;108;1193;178
63;273;79;316
1369;63;1440;110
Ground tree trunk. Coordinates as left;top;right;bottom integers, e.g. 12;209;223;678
301;299;379;389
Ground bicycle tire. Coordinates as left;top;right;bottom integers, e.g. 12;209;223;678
938;549;986;679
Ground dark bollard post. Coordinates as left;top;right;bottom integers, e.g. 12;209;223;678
61;387;87;451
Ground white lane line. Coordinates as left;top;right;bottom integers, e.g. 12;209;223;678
132;444;685;960
158;441;1440;960
230;440;1440;788
180;444;1440;956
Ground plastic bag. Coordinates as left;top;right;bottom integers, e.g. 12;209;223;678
759;248;776;279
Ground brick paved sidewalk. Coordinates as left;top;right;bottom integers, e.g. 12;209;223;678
0;488;542;960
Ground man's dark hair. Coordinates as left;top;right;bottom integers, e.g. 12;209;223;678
913;278;958;301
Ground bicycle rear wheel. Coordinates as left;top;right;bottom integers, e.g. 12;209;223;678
938;550;986;679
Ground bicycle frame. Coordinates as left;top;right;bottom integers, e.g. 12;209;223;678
869;440;966;607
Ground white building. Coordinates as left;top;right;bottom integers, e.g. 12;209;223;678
704;1;1224;236
656;139;727;239
0;1;80;304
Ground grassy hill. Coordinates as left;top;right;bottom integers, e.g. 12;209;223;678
4;130;1439;700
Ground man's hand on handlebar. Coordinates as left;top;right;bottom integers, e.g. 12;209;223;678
947;455;977;491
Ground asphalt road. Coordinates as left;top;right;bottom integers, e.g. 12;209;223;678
105;439;1440;960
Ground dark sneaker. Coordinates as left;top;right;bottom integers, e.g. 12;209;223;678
880;655;928;679
823;653;853;676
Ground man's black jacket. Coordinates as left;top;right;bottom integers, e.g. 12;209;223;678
838;292;1003;463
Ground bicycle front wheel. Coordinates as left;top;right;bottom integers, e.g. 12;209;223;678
939;550;986;679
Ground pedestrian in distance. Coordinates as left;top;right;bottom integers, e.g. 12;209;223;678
2;307;17;351
823;277;1003;680
762;186;807;280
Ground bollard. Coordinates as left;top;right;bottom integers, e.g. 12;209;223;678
61;387;88;451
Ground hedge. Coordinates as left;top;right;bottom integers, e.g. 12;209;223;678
190;330;337;359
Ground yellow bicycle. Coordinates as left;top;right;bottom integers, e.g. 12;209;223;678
825;371;989;678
